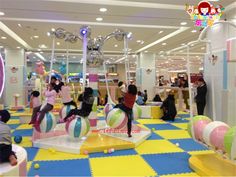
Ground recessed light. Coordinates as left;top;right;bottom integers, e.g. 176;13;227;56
51;28;55;32
114;44;118;47
136;40;141;43
33;35;39;39
37;49;42;51
39;44;47;49
181;43;186;46
201;47;205;50
18;24;22;28
16;46;21;49
190;44;194;47
47;32;51;36
159;31;163;34
145;51;148;53
96;17;103;21
99;8;107;12
0;46;3;48
1;36;7;39
57;42;60;45
179;50;183;52
162;43;167;46
0;12;5;16
180;22;187;25
191;30;197;33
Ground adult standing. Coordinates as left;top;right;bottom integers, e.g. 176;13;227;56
195;78;207;115
179;78;189;110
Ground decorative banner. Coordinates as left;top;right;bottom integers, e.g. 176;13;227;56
186;1;224;27
0;54;5;98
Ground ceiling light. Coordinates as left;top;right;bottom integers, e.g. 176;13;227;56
40;51;43;54
51;28;55;32
57;42;60;45
201;47;205;50
99;8;107;12
179;50;183;52
16;46;21;49
144;50;148;53
1;36;7;39
140;41;145;44
162;43;167;46
180;22;187;26
114;44;118;47
33;35;39;39
0;46;3;48
181;43;186;46
47;32;51;36
159;31;163;34
136;40;141;43
39;44;47;49
191;30;197;33
96;17;103;21
37;49;42;51
190;44;194;47
0;12;5;16
17;24;22;28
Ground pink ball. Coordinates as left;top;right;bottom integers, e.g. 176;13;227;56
194;120;211;141
104;103;115;118
210;125;230;151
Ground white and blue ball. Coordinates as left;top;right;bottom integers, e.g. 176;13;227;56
66;116;90;139
59;105;76;121
35;112;57;133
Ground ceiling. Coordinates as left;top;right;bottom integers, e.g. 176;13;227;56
0;0;236;71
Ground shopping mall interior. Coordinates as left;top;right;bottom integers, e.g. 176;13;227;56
0;0;236;176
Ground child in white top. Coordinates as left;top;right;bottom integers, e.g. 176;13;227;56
59;83;77;108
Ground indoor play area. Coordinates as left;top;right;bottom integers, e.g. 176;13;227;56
0;0;236;177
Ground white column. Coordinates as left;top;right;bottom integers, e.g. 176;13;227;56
204;22;236;126
136;52;156;100
4;48;26;106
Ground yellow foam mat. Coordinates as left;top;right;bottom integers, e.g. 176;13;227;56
188;150;215;155
135;140;183;154
16;124;33;130
189;153;236;176
137;119;166;124
97;113;104;117
34;148;88;161
12;137;32;147
151;106;163;119
155;130;191;139
27;161;32;171
161;172;200;177
172;123;188;130
80;133;134;153
7;119;20;124
90;155;157;176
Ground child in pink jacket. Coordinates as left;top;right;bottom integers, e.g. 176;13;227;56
30;83;57;126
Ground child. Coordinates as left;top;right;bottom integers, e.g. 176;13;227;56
117;81;126;104
115;84;137;137
29;91;41;124
59;82;77;108
143;90;148;103
136;91;144;105
160;91;177;121
0;110;17;166
64;87;94;121
30;83;57;126
153;94;162;102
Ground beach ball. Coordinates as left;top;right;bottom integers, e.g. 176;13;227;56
203;121;230;150
106;108;128;129
35;112;57;133
59;105;76;122
104;103;115;118
14;136;22;144
133;103;142;120
187;115;212;141
65;116;90;139
224;126;236;160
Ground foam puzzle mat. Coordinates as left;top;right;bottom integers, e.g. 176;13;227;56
7;108;213;177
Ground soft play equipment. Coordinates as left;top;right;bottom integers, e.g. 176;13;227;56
59;105;76;122
65;116;90;139
35;112;57;133
187;115;212;141
224;126;236;160
203;121;230;150
104;103;115;118
133;103;142;120
106;108;128;129
0;145;27;177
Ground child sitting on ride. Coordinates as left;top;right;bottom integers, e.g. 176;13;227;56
115;84;137;137
30;83;57;126
136;91;144;105
0;110;17;166
64;87;94;121
59;82;77;108
29;91;41;124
